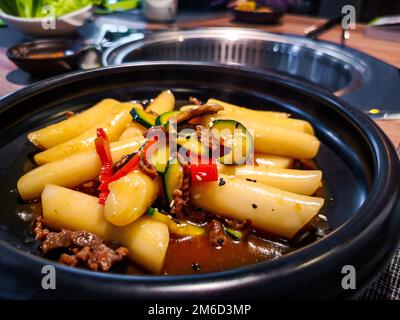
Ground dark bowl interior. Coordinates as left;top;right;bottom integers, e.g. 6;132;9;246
0;62;399;299
6;40;89;77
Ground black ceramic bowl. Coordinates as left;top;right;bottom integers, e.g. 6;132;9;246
0;62;399;299
6;39;97;77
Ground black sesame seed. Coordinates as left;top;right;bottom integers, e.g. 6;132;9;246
217;238;225;245
252;203;258;209
235;122;240;129
192;262;201;271
246;178;257;183
218;178;226;186
186;135;191;140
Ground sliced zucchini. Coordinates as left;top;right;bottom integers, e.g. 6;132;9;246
155;111;179;126
225;227;243;241
210;119;253;165
163;159;183;203
130;106;157;128
147;207;205;236
150;145;170;174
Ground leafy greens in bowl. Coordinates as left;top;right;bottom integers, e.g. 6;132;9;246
0;0;100;18
0;1;99;36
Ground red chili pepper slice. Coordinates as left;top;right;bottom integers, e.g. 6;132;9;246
98;138;158;193
190;162;218;183
98;190;110;205
94;128;115;205
95;128;113;184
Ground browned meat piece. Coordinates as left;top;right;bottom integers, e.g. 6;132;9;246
113;153;134;172
181;164;191;206
76;181;100;197
189;96;201;105
40;228;128;272
224;217;252;230
139;152;158;179
65;111;76;118
188;209;210;224
171;188;185;219
196;125;220;152
209;219;229;247
176;104;223;124
42;229;101;254
33;215;49;241
60;245;128;272
171;164;191;219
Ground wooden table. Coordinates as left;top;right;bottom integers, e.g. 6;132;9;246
0;12;398;146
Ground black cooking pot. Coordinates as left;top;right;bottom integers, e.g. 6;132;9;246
0;62;399;299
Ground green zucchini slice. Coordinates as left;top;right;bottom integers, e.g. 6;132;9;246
149;145;170;174
130;107;157;128
155;111;179;126
210;119;253;165
163;159;183;203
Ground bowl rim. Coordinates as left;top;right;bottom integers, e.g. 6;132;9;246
0;5;92;22
0;62;399;296
6;39;89;61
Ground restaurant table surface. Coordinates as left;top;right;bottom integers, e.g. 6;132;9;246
0;10;399;299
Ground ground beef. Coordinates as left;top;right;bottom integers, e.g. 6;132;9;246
209;219;229;247
75;181;100;197
188;209;210;224
189;96;201;105
176;104;223;124
171;188;185;218
39;228;128;272
196;125;220;153
60;244;128;272
65;111;76;118
224;217;252;230
113;153;134;172
34;216;49;241
171;164;191;219
139;152;158;179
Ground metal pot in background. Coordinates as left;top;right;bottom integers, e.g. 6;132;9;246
142;0;178;22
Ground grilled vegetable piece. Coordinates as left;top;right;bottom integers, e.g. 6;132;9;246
28;98;120;149
163;159;183;203
155;111;179;126
17;137;144;200
191;174;324;239
145;90;175;115
147;207;205;236
130;106;157;128
210;119;253;165
150;145;170;173
190;162;218;183
42;184;169;274
175;104;224;123
225;227;243;241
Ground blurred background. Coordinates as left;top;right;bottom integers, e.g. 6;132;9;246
180;0;400;22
